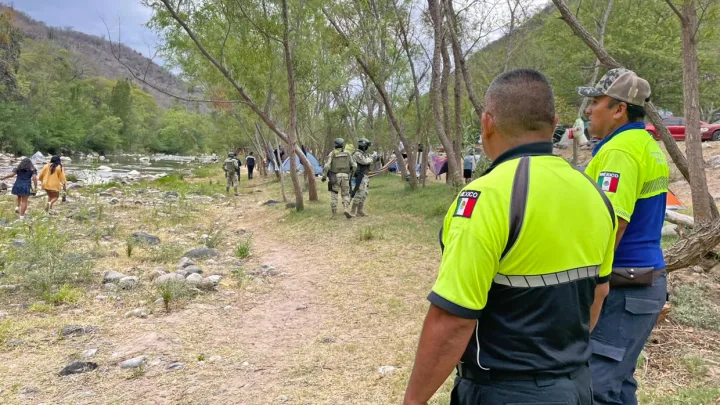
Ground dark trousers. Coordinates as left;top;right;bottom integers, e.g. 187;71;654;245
590;272;666;405
450;365;592;405
247;165;254;179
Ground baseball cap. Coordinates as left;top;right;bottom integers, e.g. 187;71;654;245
577;68;651;106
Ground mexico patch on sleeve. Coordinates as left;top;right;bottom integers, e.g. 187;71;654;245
598;172;620;193
454;190;480;218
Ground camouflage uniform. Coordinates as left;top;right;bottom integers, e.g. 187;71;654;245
323;148;356;218
223;157;240;195
350;149;373;216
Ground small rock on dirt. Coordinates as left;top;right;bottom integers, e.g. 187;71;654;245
118;276;139;290
378;365;396;376
120;356;146;369
83;348;98;358
263;200;281;206
95;295;108;301
167;362;185;370
186;273;204;285
110;198;120;205
166;191;180;198
0;284;17;291
61;325;95;337
278;395;289;403
131;232;160;246
104;283;119;292
59;361;98;376
285;202;296;209
20;386;39;395
6;339;24;346
125;308;148;318
248;265;279;277
184;265;203;275
208;356;222;363
661;224;678;237
154;273;186;285
223;306;233;311
184;248;218;259
176;269;189;277
147;268;167;281
103;271;126;284
707;155;720;167
206;275;222;285
178;257;194;269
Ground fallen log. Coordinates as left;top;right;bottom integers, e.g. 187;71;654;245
665;218;720;271
665;210;695;228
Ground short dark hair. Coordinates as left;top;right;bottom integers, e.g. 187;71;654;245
484;69;555;136
608;98;646;122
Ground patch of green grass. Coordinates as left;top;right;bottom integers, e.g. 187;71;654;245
359;226;384;241
28;302;53;313
156;280;197;313
65;173;79;182
4;224;93;297
145;243;185;264
662;234;680;249
681;355;709;380
126;238;135;258
671;285;720;331
203;227;224;249
639;386;720;405
234;237;252;259
192;164;219;178
0;319;12;342
151;174;219;196
42;284;82;305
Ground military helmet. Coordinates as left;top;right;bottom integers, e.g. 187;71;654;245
358;138;371;151
228;152;235;158
333;138;345;149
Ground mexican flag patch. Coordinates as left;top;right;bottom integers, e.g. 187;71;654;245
598;172;620;193
454;190;480;218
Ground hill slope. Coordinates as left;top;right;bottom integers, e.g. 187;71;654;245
2;3;195;109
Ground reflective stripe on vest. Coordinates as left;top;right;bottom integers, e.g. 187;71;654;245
494;265;600;288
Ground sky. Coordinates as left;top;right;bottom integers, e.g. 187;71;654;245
12;0;165;63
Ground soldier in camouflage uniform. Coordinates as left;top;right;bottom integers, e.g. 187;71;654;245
223;152;240;196
350;138;375;217
322;138;356;219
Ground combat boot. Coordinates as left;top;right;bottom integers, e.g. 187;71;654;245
344;205;355;219
350;202;359;217
357;202;368;217
331;208;337;220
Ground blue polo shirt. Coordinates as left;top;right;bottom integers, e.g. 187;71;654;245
585;122;669;270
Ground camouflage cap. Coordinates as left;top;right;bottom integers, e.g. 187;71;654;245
577;68;651;106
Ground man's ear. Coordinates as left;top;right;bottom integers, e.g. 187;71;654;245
481;112;495;138
612;101;627;120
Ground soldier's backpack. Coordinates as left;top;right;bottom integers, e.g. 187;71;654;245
330;151;351;173
224;159;237;176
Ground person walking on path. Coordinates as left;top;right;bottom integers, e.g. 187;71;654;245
322;138;356;219
38;155;67;213
578;68;669;405
349;138;375;217
404;69;617;405
223;152;240;196
1;158;38;220
246;152;256;180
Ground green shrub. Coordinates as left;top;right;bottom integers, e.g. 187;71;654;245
204;228;224;249
234;236;252;259
359;226;384;241
146;243;185;264
42;284;81;305
5;225;93;296
156;280;196;313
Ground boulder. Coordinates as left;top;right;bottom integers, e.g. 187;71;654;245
206;275;222;285
131;232;160;246
103;271;126;284
184;248;218;259
59;361;97;376
661;224;678;237
147;268;167;281
186;273;204;285
248;265;279;277
61;325;96;337
119;356;146;369
97;166;112;172
118;276;139;290
154;273;186;285
184;265;203;275
125;308;148;318
178;257;194;269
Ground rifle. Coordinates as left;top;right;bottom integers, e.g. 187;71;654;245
351;166;367;198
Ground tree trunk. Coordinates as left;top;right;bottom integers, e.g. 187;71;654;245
272;134;288;202
281;0;303;211
429;0;462;186
440;35;459;185
576;0;614;118
453;44;464;180
680;1;713;224
445;0;484;119
665;219;720;271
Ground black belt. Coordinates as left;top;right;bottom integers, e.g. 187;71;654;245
456;363;582;383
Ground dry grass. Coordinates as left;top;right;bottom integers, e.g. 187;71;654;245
0;170;718;404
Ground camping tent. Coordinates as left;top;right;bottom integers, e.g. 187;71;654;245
269;152;324;176
666;190;684;210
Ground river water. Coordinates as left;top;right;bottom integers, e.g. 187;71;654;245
0;153;217;186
